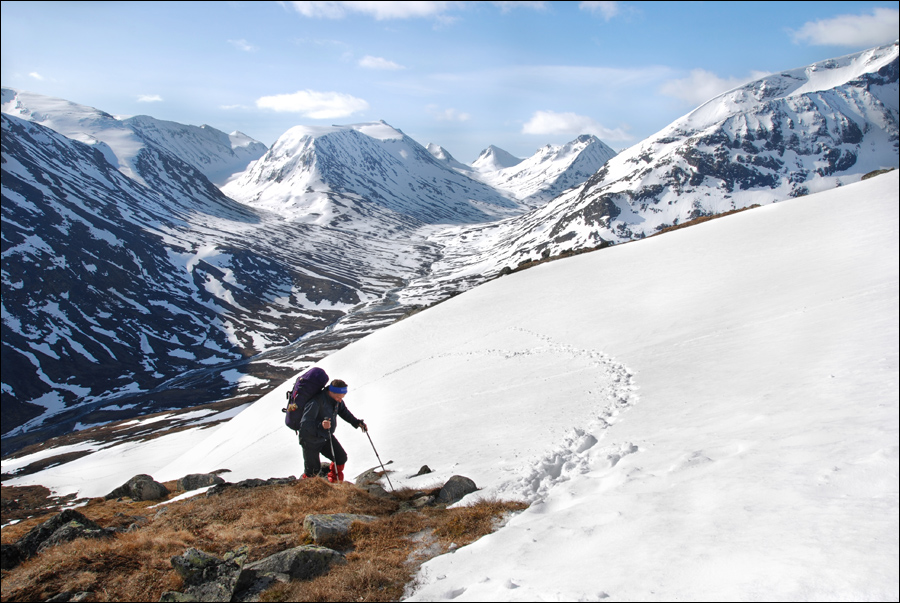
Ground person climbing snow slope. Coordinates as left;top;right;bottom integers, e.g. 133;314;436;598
298;379;367;482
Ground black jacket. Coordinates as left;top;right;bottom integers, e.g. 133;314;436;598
298;389;362;444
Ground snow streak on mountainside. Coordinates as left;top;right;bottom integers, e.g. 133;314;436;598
470;135;618;207
405;43;900;301
222;122;520;227
0;113;440;453
1;88;267;186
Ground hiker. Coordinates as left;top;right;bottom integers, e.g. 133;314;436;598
298;379;367;482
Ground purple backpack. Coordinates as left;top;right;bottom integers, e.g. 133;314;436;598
283;367;329;431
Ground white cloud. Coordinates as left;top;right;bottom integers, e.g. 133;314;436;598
256;89;369;118
492;1;547;13
579;1;619;20
137;94;163;103
522;110;630;141
228;39;257;52
427;105;471;122
288;1;455;20
359;55;405;70
28;72;44;80
659;69;768;106
790;8;900;47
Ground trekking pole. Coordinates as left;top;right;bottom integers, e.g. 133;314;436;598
365;429;395;493
326;417;338;474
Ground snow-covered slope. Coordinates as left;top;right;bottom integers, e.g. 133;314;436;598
1;88;267;186
411;42;899;296
472;134;618;206
5;171;896;601
425;143;473;173
222;122;520;226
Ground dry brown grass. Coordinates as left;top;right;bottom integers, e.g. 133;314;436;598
1;479;527;602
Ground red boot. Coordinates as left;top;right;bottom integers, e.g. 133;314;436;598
327;463;345;483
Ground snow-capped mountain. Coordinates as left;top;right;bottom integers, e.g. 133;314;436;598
0;113;442;454
471;135;618;207
471;145;523;172
222;122;520;227
1;88;267;187
406;42;899;299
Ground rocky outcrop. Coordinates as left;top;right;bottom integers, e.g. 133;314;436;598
161;545;346;602
163;546;249;602
105;474;169;501
303;514;377;547
1;509;116;571
176;473;226;492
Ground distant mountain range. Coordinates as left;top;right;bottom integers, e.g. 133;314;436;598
2;41;897;453
407;42;898;299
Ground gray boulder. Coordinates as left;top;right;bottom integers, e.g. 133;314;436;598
303;513;377;547
244;545;346;582
436;475;478;505
166;546;248;602
177;473;226;492
105;474;169;501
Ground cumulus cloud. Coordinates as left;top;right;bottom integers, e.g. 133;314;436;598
522;110;630;141
579;1;619;20
790;8;899;47
659;69;768;106
228;38;257;52
288;1;454;20
28;72;44;80
256;89;369;118
359;55;405;70
137;94;163;103
427;105;471;122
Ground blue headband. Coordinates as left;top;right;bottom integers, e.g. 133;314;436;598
329;386;348;394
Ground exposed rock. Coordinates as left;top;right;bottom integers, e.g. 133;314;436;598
166;546;248;602
105;474;169;501
362;483;391;499
436;475;478;505
1;543;22;571
177;473;226;492
14;509;112;563
353;467;383;487
413;465;433;476
303;514;377;546
243;545;346;583
205;476;295;497
36;520;116;555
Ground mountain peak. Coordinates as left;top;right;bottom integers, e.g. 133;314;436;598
471;145;523;172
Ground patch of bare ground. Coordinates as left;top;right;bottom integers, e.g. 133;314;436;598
1;477;527;602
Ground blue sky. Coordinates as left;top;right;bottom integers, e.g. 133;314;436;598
2;1;898;162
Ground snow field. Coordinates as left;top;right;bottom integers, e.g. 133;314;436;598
3;172;896;601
